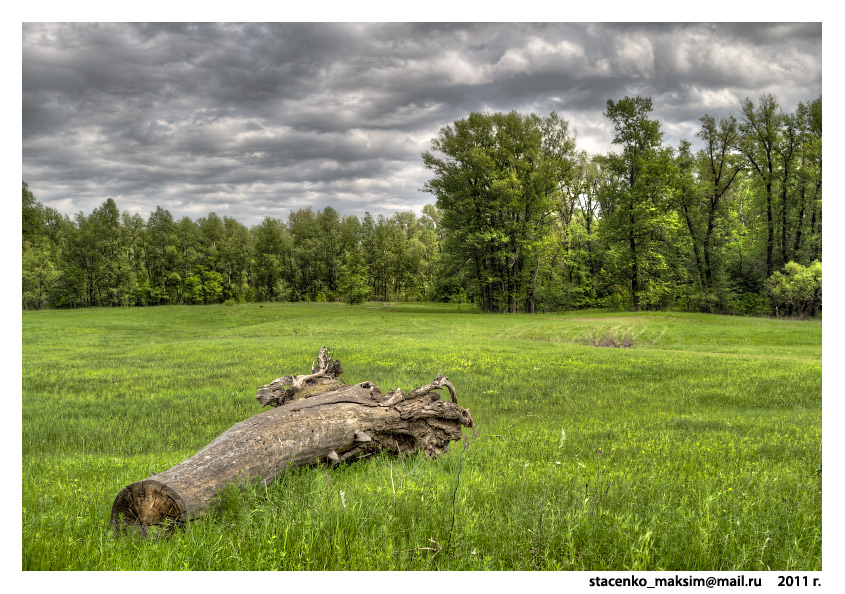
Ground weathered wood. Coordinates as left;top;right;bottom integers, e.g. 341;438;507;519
111;347;474;535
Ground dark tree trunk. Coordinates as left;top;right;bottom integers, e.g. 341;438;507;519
629;218;639;311
810;179;821;261
765;181;774;277
793;185;806;258
780;184;789;266
680;203;705;298
527;253;540;314
111;348;475;536
703;208;716;292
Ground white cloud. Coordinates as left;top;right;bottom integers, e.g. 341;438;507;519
691;86;741;111
496;37;588;77
613;34;655;78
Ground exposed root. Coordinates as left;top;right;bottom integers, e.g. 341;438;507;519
406;374;458;404
256;346;343;407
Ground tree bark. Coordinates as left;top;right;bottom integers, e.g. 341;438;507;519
629;213;639;311
765;180;774;277
680;201;705;296
111;347;475;536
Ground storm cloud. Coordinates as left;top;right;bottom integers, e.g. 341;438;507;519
22;22;822;226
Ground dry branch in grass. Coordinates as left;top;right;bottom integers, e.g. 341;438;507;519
111;347;475;535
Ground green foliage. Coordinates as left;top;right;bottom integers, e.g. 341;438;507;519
672;115;745;313
22;304;821;570
600;97;679;311
423;111;576;313
338;247;371;305
185;266;224;304
766;261;821;318
20;93;822;318
22;181;44;246
22;241;58;310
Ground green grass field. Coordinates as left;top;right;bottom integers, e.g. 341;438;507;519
22;302;822;570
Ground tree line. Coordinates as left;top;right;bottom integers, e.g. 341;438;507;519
424;94;821;316
22;93;821;316
23;188;441;308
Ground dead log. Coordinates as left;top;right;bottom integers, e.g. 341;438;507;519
111;347;475;535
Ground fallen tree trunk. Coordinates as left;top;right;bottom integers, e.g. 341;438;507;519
111;347;474;535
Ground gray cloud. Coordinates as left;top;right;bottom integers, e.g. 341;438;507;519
22;22;821;226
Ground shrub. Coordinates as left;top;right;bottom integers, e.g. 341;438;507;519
338;270;371;305
766;261;822;318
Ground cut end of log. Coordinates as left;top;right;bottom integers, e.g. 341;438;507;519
110;480;187;536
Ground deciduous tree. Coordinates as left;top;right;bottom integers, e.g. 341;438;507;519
422;111;575;312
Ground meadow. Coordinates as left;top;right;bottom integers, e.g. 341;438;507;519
22;302;822;570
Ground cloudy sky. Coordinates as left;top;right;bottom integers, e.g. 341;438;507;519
22;22;822;227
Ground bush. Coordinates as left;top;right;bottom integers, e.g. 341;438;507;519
338;271;371;305
448;287;469;304
766;261;822;318
724;291;769;316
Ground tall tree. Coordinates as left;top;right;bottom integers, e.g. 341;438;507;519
792;97;822;263
22;182;56;309
219;216;253;302
122;211;147;304
251;216;291;302
72;198;134;306
144;206;178;303
176;216;201;301
22;182;44;246
422;110;575;312
775;112;799;266
601;96;676;311
738;94;781;278
697;115;744;297
675;115;745;311
674;140;706;295
288;208;323;300
316;206;343;297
